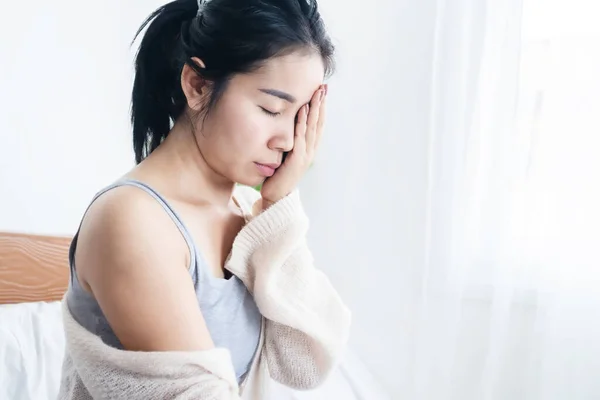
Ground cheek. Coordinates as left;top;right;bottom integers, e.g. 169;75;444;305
212;104;266;159
237;117;266;148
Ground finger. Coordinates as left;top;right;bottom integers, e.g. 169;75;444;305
293;104;309;156
306;88;323;127
315;90;327;150
305;88;324;151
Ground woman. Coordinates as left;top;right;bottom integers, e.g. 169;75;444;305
58;0;351;399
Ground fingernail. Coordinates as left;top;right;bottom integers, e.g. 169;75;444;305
324;84;328;96
319;89;325;101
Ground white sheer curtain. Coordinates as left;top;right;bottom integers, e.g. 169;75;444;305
412;0;600;398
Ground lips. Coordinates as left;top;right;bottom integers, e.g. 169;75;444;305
260;162;281;169
255;162;280;177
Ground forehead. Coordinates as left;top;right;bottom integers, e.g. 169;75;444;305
238;51;325;103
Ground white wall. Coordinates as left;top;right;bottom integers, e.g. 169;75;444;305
0;1;141;235
0;1;438;396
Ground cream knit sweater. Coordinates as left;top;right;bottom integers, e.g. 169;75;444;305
58;187;352;399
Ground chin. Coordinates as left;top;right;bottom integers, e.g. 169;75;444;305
239;177;265;188
228;163;268;188
232;172;265;188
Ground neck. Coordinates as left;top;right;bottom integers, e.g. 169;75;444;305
138;119;235;208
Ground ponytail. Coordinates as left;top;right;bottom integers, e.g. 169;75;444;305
130;0;198;164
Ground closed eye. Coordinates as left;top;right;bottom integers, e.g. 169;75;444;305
259;106;280;117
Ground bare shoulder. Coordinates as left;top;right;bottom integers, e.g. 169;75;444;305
76;184;188;282
73;184;214;352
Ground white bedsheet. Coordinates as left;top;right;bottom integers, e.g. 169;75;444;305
0;302;65;400
0;301;390;400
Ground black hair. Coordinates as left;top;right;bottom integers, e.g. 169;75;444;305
130;0;335;164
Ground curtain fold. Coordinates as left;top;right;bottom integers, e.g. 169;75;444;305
412;0;600;398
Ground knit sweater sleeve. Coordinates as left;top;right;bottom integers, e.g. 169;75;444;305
227;187;352;389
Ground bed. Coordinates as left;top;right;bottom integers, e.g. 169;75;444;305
0;231;390;400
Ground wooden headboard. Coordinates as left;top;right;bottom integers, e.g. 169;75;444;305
0;232;71;304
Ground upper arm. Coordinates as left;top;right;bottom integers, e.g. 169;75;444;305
75;187;214;352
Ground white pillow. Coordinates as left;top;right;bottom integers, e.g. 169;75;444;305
0;301;64;400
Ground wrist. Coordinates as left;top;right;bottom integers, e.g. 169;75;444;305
261;198;276;211
252;197;275;216
255;191;292;214
259;192;289;211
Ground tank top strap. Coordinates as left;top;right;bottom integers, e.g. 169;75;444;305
68;179;198;284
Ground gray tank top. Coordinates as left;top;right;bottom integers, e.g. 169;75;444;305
66;179;262;383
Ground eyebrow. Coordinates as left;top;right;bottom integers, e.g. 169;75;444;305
258;88;297;103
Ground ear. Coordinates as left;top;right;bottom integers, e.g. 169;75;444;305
181;57;209;112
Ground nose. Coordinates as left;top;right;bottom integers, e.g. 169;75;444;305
269;123;295;153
